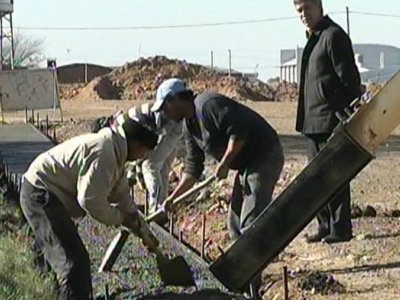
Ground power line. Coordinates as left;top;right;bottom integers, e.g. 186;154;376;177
350;11;400;19
14;12;344;31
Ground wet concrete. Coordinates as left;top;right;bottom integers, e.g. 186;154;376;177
0;124;53;183
80;217;245;299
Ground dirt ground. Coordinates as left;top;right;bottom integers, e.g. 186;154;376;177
49;97;400;299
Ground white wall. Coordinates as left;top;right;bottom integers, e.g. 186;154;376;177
0;69;60;111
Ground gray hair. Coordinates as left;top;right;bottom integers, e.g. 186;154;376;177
293;0;322;8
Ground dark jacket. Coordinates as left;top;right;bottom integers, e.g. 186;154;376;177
183;92;280;179
296;16;361;135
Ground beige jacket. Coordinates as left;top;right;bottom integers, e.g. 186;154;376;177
23;127;136;226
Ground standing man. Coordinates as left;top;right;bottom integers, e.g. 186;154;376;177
294;0;361;243
156;78;284;299
20;117;158;299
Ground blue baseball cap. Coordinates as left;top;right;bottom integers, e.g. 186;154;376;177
151;78;187;112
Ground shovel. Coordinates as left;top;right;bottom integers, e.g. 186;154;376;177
151;244;196;287
98;176;216;285
125;218;196;287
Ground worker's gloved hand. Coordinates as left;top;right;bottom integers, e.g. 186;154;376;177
122;212;159;252
137;215;159;253
121;211;141;234
215;161;229;180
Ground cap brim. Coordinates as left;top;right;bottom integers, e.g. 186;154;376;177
151;100;164;112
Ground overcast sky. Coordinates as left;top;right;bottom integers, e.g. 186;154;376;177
12;0;400;81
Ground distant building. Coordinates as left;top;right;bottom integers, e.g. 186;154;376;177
280;43;400;83
57;63;113;84
213;66;259;82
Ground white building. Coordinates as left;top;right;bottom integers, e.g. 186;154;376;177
280;43;400;83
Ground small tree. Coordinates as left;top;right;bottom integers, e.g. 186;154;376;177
2;33;45;68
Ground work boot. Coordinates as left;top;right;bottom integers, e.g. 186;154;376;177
305;230;329;243
321;233;352;244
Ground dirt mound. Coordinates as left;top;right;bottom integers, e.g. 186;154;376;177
58;83;86;100
72;56;298;102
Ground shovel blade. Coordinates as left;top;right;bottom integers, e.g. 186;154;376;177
156;255;196;287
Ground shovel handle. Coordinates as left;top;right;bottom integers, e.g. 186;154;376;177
146;175;216;222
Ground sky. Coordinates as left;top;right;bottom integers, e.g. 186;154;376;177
10;0;400;81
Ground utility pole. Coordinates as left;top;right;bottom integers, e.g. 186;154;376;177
346;6;350;36
84;62;88;83
0;0;15;70
211;50;214;71
228;49;232;77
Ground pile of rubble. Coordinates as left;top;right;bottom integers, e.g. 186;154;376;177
297;270;345;295
58;83;86;100
71;56;299;102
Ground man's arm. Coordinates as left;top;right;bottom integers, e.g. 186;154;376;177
216;138;245;179
164;125;204;210
77;156;129;226
168;173;197;200
204;99;248;178
327;29;361;101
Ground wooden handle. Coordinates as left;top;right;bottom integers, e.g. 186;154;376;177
98;230;129;272
146;175;216;222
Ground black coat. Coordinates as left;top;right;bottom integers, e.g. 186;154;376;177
296;16;361;135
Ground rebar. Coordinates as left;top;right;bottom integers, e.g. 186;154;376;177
104;283;110;300
169;213;174;236
179;230;183;243
201;213;206;259
46;114;49;136
283;266;289;300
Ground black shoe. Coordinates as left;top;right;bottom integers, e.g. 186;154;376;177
321;234;352;244
305;231;329;243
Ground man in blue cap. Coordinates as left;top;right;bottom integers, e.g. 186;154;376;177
156;78;284;299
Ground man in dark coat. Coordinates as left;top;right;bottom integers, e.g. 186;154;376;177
294;0;361;243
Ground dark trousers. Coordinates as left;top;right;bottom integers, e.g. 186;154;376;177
20;179;92;300
227;143;284;298
307;134;352;237
228;143;284;239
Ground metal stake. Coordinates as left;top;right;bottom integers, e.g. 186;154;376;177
201;213;206;259
169;213;174;235
179;230;183;243
217;244;225;255
46;114;49;136
53;126;57;141
283;266;289;300
104;283;110;300
144;190;148;216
